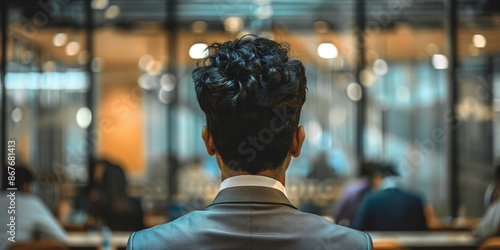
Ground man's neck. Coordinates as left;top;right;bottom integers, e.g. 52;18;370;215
217;153;290;187
221;169;286;187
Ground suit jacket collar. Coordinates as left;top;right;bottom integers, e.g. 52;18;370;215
207;186;297;209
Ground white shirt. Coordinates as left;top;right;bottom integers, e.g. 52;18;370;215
0;192;68;250
219;175;288;197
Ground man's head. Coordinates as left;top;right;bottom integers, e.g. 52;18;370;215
193;35;307;176
495;165;500;182
372;163;399;190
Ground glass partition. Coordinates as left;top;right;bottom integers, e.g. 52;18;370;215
4;0;89;212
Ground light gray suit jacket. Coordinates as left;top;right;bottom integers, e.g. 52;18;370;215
127;186;373;249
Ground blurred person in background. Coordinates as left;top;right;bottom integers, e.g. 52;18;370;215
0;166;67;250
71;159;109;226
299;152;337;215
307;152;336;181
483;165;500;208
332;162;380;227
475;165;500;240
86;160;144;232
351;164;428;231
127;35;373;250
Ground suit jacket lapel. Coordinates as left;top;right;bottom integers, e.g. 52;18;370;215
208;186;297;209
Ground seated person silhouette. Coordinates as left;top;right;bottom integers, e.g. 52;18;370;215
333;162;381;227
86;160;144;231
0;167;67;250
351;164;428;231
476;165;500;240
127;35;373;249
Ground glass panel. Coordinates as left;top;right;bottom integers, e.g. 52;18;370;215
363;0;449;216
5;0;88;212
456;0;500;217
91;0;168;214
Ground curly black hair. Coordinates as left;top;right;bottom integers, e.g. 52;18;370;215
193;35;307;174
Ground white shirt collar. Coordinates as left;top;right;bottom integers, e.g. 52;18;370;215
219;175;288;197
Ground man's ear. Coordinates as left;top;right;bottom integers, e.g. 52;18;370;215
290;126;305;158
202;125;217;156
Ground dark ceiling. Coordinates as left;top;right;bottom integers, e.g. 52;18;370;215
6;0;500;31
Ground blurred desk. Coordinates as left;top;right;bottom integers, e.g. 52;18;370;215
67;232;131;249
368;231;479;249
427;217;478;231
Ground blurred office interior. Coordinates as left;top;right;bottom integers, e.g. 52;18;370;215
1;0;500;242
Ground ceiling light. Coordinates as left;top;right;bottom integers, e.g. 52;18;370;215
373;59;388;76
472;34;486;48
53;33;67;47
432;54;448;70
224;17;244;33
65;41;80;56
347;82;362;101
11;108;23;123
189;43;208;59
317;43;338;59
105;5;120;19
76;107;92;129
91;0;109;10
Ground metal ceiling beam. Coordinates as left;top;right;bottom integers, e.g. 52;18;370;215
355;0;366;163
9;0;500;30
85;0;96;187
445;0;459;219
1;0;8;175
165;0;179;221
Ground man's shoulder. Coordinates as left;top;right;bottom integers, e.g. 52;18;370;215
127;210;204;249
8;193;46;211
291;210;373;249
128;208;373;250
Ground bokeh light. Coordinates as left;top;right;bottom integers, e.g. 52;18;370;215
189;43;208;59
347;82;362;101
53;33;67;47
65;41;81;56
317;43;338;59
473;34;487;48
76;107;92;129
432;54;448;69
